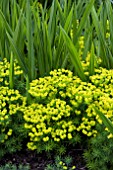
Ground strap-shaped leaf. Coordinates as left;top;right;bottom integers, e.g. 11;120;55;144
26;0;35;81
89;43;95;76
6;31;28;76
74;0;95;43
94;107;113;134
60;26;86;81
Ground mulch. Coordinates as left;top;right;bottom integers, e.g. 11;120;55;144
0;148;88;170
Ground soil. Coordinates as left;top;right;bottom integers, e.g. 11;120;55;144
0;147;88;170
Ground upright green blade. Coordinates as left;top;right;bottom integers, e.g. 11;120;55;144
74;0;95;44
26;0;35;81
61;26;86;81
91;5;111;69
6;31;28;76
9;52;14;89
89;43;95;76
94;107;113;134
0;9;13;36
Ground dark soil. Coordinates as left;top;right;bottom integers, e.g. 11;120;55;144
0;148;88;170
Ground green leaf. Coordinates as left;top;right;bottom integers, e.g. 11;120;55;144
60;26;86;81
55;4;74;68
9;52;14;89
94;107;113;134
6;31;28;76
48;0;57;46
0;8;13;36
91;5;113;69
26;0;35;81
89;43;95;76
74;0;95;43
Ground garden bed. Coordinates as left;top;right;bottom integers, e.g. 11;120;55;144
0;147;87;170
1;1;113;170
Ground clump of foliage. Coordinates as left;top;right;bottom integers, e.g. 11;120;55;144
0;58;28;157
84;124;113;170
23;68;113;154
23;69;82;154
0;58;24;92
89;67;113;137
83;67;113;170
45;155;76;170
0;58;23;85
0;86;27;158
90;67;113;94
0;163;30;170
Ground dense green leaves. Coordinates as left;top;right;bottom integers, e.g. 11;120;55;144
0;0;113;83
